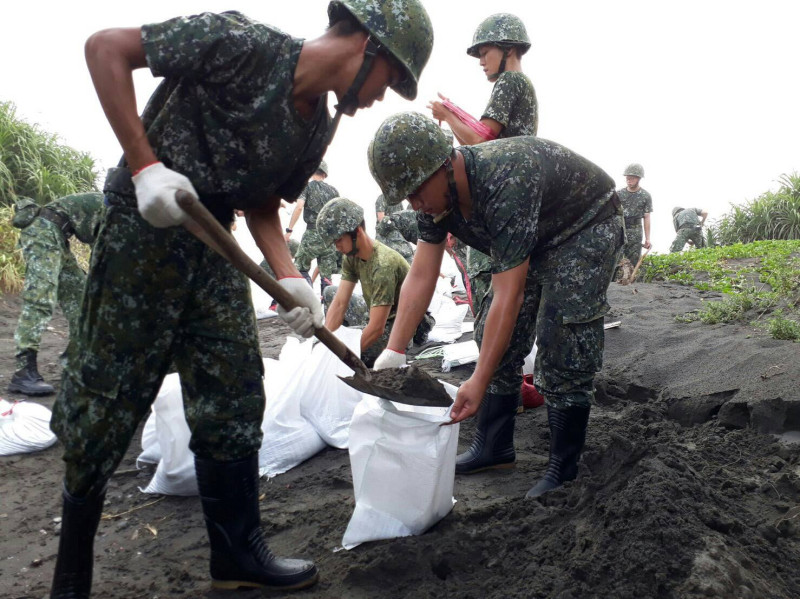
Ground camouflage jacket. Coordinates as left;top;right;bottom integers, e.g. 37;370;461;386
39;192;105;244
138;11;331;211
618;187;653;221
300;180;339;228
674;208;703;231
375;194;402;220
341;240;409;315
482;71;538;138
418;138;615;272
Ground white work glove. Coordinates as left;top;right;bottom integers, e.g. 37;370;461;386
132;162;196;228
373;348;406;371
276;277;324;338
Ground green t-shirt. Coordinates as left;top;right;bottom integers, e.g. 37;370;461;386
140;11;331;211
418;137;615;273
482;71;538;138
341;241;409;315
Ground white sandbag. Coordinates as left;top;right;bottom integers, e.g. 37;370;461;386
441;340;479;372
137;409;161;466
298;328;364;448
139;373;198;496
251;280;278;320
0;399;58;456
259;341;327;478
428;301;469;344
522;340;538;376
342;382;459;549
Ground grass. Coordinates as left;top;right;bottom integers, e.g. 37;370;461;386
639;240;800;340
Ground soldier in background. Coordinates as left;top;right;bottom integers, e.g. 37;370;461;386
429;13;537;316
317;197;433;367
368;112;623;498
8;192;104;396
618;163;653;268
375;194;414;263
670;206;708;252
286;160;340;296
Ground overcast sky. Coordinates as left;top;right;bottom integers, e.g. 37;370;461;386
3;1;799;252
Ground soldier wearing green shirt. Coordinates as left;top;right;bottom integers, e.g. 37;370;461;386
49;2;433;597
670;206;708;252
287;161;340;293
368;112;623;499
318;197;432;367
8;192;104;397
618;163;653;267
429;13;537;316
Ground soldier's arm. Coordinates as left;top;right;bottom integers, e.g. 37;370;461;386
285;198;305;240
699;209;708;225
325;279;356;331
246;198;301;279
642;213;652;249
85;27;157;172
362;305;392;351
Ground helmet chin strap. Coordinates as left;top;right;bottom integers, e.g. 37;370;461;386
347;230;359;257
432;155;459;224
488;47;511;82
328;37;380;143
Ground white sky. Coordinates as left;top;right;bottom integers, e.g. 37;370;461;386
3;1;799;252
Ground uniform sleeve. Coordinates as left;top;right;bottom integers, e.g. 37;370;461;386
484;176;539;273
481;72;524;129
645;191;653;213
142;11;261;84
417;212;448;245
341;255;359;283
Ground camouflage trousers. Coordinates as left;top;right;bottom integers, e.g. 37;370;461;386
475;213;624;407
294;227;339;280
670;226;705;253
467;247;492;316
14;219;85;367
622;222;644;266
51;192;265;497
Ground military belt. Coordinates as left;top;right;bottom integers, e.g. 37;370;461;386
39;207;74;238
624;216;641;226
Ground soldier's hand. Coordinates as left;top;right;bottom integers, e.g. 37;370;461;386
132;162;195;227
642;240;652;250
276;277;323;337
373;348;406;371
449;377;486;424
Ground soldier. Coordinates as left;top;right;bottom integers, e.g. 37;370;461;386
285;160;340;294
368;112;623;498
670;206;708;252
49;2;433;597
428;13;537;316
618;163;653;268
317;197;433;367
8;192;105;396
375;194;414;263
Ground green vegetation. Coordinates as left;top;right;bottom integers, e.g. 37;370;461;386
640;240;800;340
707;172;800;245
0;205;23;293
0;101;98;207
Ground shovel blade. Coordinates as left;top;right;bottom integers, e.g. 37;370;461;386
338;368;453;408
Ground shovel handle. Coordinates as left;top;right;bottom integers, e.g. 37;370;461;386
176;190;369;378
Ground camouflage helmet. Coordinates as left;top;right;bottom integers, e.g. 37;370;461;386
624;163;645;178
672;207;683;217
316;160;329;177
368;112;453;205
317;197;365;244
328;0;434;101
467;13;531;57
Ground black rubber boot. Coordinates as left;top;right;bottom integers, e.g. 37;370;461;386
195;455;318;591
455;392;519;474
8;349;55;396
50;482;107;599
526;404;591;498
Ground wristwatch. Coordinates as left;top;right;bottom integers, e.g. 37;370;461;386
285;227;293;233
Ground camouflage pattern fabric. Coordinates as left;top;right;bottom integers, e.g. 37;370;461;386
673;207;703;231
670;209;706;253
52;193;265;497
299;179;339;228
482;71;538;137
466;248;492;316
375;218;413;264
139;12;331;210
14;193;105;368
417;138;621;404
374;194;401;219
294;227;340;280
618;187;652;265
322;285;369;327
389;209;420;244
258;238;300;279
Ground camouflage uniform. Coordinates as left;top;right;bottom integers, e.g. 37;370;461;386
418;138;623;407
259;238;300;279
375;195;413;263
51;12;332;496
670;208;706;253
13;193;105;368
293;179;341;280
322;285;369;327
340;240;432;367
374;194;401;219
618;187;653;265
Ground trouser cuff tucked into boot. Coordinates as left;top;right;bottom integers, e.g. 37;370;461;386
50;481;107;599
526;404;591;498
195;454;318;591
9;349;55;396
455;392;519;474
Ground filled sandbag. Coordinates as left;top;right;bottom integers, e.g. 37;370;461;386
0;399;58;456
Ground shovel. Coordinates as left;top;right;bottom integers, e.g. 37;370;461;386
176;191;452;409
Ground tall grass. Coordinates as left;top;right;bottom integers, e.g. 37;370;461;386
0;101;99;207
0;205;23;293
711;172;800;245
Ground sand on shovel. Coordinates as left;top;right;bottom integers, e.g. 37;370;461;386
339;365;454;408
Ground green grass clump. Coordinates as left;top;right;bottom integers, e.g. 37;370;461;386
0;205;24;293
767;316;800;341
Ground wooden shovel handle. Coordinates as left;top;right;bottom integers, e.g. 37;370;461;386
176;190;369;378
